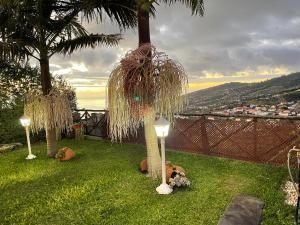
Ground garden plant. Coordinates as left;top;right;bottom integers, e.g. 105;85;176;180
108;0;205;178
0;0;136;156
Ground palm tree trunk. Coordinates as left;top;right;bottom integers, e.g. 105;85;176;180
144;108;161;178
137;4;161;178
137;7;150;46
40;53;57;157
45;127;57;157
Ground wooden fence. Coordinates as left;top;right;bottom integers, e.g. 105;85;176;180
165;115;300;165
74;109;300;165
73;109;108;138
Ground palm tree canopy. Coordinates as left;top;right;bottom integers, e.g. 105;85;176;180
0;0;137;61
157;0;204;15
80;0;137;28
135;0;204;16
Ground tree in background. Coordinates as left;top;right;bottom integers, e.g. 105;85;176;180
0;60;40;144
0;59;76;144
0;0;136;156
108;0;204;178
0;60;40;110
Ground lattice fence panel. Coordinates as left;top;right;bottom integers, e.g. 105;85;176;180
205;120;224;148
166;118;202;153
208;120;253;159
258;119;300;164
224;121;256;160
256;120;284;162
166;116;300;165
88;112;300;166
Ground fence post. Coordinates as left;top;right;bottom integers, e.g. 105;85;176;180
84;110;89;135
201;116;210;154
104;110;109;138
253;118;258;161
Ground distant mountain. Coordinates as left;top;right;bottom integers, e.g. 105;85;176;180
186;72;300;113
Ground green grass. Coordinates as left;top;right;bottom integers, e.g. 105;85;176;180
0;139;295;225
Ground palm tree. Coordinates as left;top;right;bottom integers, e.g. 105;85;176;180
135;0;204;178
136;1;204;45
0;0;136;157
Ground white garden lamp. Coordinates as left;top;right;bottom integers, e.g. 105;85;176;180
20;116;36;160
154;117;173;195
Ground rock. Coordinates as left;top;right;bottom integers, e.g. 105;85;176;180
283;181;298;206
139;159;186;182
173;165;186;174
140;159;148;173
166;165;186;182
58;147;75;161
218;194;264;225
0;143;23;153
166;164;174;181
11;143;23;147
139;159;171;173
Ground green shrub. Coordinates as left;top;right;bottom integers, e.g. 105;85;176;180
0;105;45;144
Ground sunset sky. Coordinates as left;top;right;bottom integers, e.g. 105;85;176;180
45;0;300;109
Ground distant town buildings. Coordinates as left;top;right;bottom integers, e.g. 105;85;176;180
210;101;300;117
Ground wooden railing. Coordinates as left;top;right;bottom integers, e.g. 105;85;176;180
165;115;300;165
74;109;108;138
73;110;300;165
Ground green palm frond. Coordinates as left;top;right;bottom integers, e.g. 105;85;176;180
51;33;121;55
156;0;204;16
61;19;88;38
0;41;30;61
80;0;137;29
47;16;88;46
0;0;130;61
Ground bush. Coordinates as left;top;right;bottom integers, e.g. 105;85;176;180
0;104;24;144
0;59;76;144
0;105;45;144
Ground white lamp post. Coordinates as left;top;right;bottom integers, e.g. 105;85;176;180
154;117;173;195
20;116;36;160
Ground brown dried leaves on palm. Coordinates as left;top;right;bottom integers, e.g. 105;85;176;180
108;44;188;142
24;90;73;134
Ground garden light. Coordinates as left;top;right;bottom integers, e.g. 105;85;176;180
154;117;172;195
154;117;170;138
20;116;36;160
20;116;31;127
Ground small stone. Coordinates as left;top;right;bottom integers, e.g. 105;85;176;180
283;181;298;206
0;143;22;153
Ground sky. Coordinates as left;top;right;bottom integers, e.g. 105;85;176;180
47;0;300;109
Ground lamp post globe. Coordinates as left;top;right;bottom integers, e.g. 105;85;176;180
154;117;173;195
20;116;36;160
154;117;170;138
20;116;31;127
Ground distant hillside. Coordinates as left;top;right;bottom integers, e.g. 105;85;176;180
186;72;300;113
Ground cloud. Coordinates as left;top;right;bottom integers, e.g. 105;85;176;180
201;71;224;79
43;0;300;109
72;63;88;72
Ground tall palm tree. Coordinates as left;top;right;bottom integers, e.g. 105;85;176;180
136;0;204;45
0;0;136;157
135;0;204;177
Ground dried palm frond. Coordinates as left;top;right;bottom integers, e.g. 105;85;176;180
108;44;188;142
24;89;73;134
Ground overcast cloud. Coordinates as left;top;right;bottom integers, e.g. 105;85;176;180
47;0;300;109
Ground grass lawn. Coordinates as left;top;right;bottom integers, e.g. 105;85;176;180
0;139;295;225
